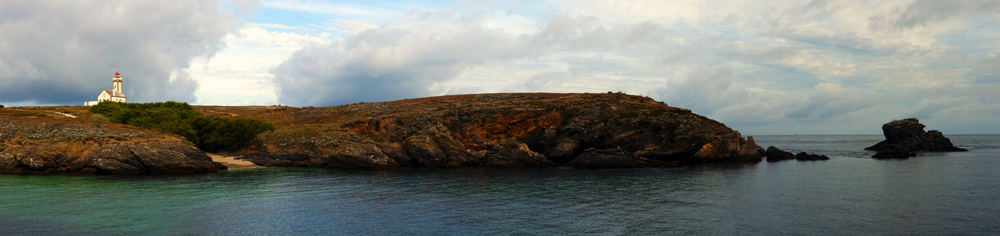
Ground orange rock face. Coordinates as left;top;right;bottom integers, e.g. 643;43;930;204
223;93;764;169
0;120;226;175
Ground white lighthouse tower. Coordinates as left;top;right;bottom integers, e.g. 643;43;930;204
84;71;128;106
113;71;123;95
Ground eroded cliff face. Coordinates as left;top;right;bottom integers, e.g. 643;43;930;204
227;93;763;169
0;120;226;174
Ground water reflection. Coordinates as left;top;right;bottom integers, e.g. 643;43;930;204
1;135;998;235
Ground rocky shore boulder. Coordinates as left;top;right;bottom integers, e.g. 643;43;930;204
795;152;830;161
765;146;795;162
866;118;967;156
764;146;829;161
871;150;916;159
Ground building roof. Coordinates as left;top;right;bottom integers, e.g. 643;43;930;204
101;89;126;98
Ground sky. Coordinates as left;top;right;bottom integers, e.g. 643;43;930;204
1;0;999;135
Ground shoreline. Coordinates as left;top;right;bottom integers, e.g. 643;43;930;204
207;154;263;169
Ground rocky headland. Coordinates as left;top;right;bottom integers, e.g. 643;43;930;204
0;92;768;174
0;118;226;174
202;92;765;169
866;118;967;159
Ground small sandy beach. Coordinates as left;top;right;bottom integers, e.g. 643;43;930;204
208;153;263;169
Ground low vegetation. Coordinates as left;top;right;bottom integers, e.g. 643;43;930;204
89;101;274;152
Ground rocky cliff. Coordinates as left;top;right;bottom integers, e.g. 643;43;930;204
211;93;764;169
0;117;226;174
866;118;966;158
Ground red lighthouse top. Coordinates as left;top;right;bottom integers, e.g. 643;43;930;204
115;71;120;78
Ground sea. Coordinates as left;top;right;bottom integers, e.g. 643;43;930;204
1;135;998;235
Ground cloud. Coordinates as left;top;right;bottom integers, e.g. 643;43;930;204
906;96;971;119
0;0;242;105
270;18;527;106
524;67;592;91
892;0;1000;30
189;25;329;105
265;0;1000;134
230;0;261;18
270;11;691;106
784;82;874;121
652;66;780;124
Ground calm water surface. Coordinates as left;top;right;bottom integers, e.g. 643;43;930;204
1;135;998;235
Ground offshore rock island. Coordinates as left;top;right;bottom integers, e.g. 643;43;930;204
0;93;767;174
866;118;967;159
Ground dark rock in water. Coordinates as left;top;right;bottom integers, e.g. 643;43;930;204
795;152;830;161
866;118;967;156
764;146;827;161
872;150;916;159
765;146;795;162
565;148;682;168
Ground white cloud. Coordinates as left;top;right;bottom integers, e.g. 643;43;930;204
0;0;242;104
258;0;1000;134
189;25;329;105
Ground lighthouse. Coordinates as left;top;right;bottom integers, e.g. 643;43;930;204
84;71;128;106
113;71;123;95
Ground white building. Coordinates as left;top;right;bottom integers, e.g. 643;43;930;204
84;71;127;106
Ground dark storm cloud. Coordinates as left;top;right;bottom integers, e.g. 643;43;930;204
0;0;241;105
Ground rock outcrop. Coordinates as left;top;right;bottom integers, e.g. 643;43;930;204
871;150;916;159
764;146;828;161
225;93;765;169
866;118;966;158
794;152;829;161
765;146;795;162
0;120;226;174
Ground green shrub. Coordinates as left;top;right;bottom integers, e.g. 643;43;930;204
0;104;4;108
90;114;110;122
632;104;651;109
598;113;617;122
500;107;513;114
89;101;274;152
192;116;275;151
443;122;459;132
649;109;665;117
620;113;640;119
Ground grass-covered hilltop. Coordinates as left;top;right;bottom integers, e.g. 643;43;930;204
0;92;766;174
0;103;226;174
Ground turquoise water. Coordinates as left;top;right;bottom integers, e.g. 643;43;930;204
2;135;999;235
